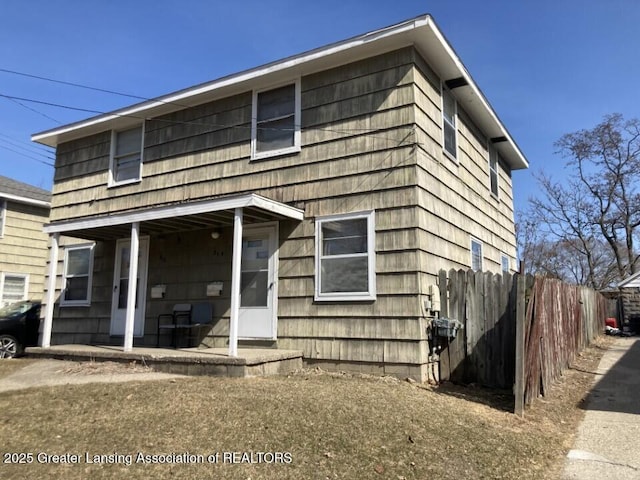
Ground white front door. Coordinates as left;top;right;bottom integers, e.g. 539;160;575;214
110;237;149;337
238;224;278;339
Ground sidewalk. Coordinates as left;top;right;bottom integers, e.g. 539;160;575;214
562;337;640;479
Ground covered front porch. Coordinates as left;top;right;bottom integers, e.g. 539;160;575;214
39;193;304;359
26;344;303;377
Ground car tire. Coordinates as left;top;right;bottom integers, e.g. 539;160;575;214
0;334;22;359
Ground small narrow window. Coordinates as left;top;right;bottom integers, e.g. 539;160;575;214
501;254;510;273
110;126;143;185
315;211;376;301
0;273;28;307
471;238;483;271
489;147;500;197
0;198;5;238
61;244;94;306
442;87;457;159
252;80;301;159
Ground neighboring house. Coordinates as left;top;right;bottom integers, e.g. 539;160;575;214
0;175;51;307
616;272;640;332
32;15;528;380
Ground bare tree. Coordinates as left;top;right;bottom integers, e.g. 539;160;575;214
522;114;640;287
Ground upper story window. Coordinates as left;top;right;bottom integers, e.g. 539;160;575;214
251;80;301;160
442;87;457;160
315;211;376;302
471;238;483;271
109;126;143;186
0;198;5;238
61;244;94;306
489;146;500;198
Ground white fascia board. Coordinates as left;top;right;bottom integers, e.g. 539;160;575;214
31;14;528;170
42;193;304;234
617;270;640;288
31;16;429;148
0;192;50;208
424;20;529;170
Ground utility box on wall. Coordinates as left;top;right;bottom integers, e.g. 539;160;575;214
207;282;224;297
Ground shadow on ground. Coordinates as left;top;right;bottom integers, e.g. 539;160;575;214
579;337;640;415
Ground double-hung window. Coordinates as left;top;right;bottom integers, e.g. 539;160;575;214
61;244;94;306
471;238;483;271
0;273;28;307
489;146;500;197
110;126;143;185
442;87;457;159
501;254;510;273
315;211;376;301
252;80;301;159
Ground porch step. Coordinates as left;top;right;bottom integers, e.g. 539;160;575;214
25;345;303;378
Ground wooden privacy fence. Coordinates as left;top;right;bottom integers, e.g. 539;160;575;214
437;270;607;410
523;277;606;405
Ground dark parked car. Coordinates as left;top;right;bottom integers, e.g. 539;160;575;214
0;300;41;358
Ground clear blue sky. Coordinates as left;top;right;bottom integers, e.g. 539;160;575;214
1;0;638;214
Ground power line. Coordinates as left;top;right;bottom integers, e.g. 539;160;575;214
0;92;414;148
0;67;151;103
0;137;55;161
2;95;61;124
0;144;54;167
0;132;55;155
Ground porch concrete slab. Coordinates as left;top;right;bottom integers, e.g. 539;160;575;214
25;345;303;378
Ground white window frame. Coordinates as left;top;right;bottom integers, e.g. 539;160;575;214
108;124;144;187
489;146;500;198
501;254;510;273
442;85;458;161
470;237;483;271
251;79;301;160
0;198;6;238
315;210;376;302
0;272;29;307
60;243;95;306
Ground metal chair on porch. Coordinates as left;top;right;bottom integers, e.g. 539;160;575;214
157;303;192;348
157;302;214;348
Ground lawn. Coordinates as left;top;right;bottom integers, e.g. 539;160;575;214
0;340;607;480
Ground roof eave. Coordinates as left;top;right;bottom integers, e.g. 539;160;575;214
32;14;528;171
0;192;51;208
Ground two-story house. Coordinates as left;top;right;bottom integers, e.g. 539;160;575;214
33;15;528;380
0;175;51;307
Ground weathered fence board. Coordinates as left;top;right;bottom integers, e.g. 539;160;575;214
437;270;606;409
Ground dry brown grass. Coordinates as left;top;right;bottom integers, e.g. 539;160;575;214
0;339;609;480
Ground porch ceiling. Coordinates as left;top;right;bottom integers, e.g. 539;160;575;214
43;193;305;241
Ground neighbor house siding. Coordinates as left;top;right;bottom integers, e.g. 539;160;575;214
0;201;49;302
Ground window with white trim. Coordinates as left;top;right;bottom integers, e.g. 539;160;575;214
501;254;510;273
61;244;94;305
0;273;28;307
442;87;457;159
251;80;301;159
471;238;483;271
315;211;376;301
489;146;500;197
0;198;5;238
110;126;143;185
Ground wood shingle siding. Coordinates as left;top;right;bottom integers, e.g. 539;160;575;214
43;43;520;380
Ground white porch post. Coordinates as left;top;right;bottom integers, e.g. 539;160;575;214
124;222;140;352
229;207;243;357
41;233;59;348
